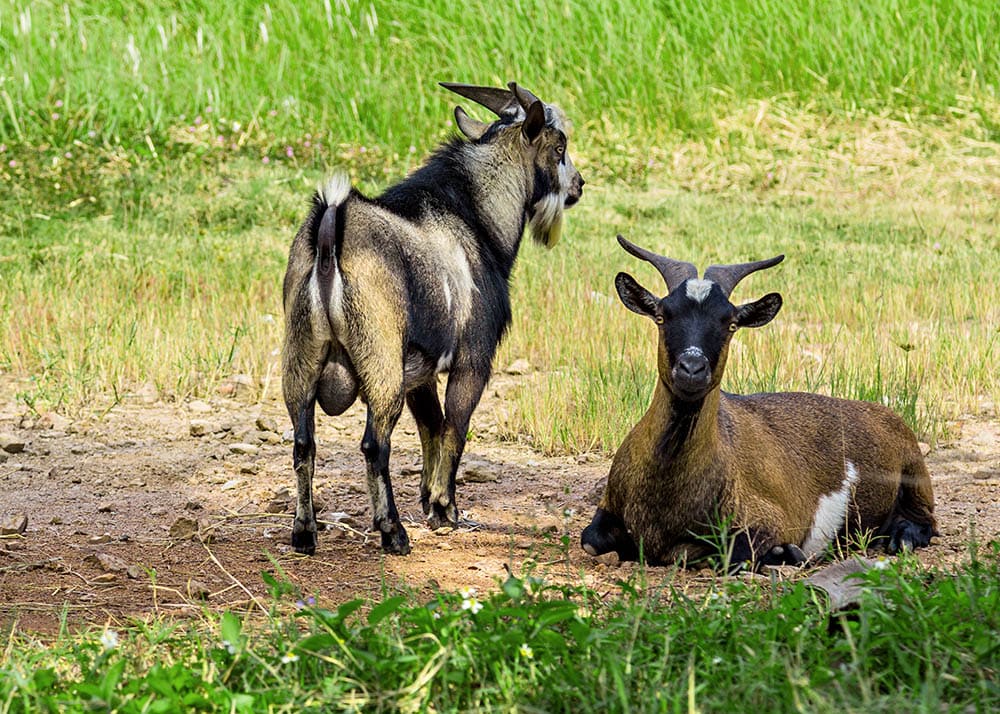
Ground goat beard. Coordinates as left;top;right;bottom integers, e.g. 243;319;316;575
528;193;566;249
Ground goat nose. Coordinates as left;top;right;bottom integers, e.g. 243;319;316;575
676;353;708;378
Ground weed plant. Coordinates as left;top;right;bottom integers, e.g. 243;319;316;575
2;545;998;712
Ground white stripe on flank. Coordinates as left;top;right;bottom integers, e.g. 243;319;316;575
801;460;861;557
685;279;713;303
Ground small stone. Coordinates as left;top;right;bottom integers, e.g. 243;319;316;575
88;534;112;545
0;514;28;536
265;499;289;514
282;429;294;443
50;516;63;525
84;552;130;574
457;460;499;484
918;442;931;456
184;500;203;511
239;462;260;474
189;420;214;437
70;445;87;455
229;443;259;456
126;565;143;579
128;479;146;488
37;412;70;431
91;573;117;584
186;579;211;600
129;381;160;405
187;400;213;413
504;358;532;375
169;517;200;540
0;433;26;454
220;478;242;491
255;415;279;433
97;502;115;513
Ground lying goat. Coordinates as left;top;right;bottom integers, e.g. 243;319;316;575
581;236;936;568
283;82;584;554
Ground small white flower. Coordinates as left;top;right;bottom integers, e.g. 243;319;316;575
99;630;119;651
461;597;483;614
519;643;533;659
563;507;576;518
873;557;890;570
221;639;236;654
711;656;723;665
458;586;477;600
432;611;441;620
280;652;299;664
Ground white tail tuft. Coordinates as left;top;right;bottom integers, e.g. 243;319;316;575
319;173;351;207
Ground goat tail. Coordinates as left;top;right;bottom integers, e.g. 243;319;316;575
313;174;351;273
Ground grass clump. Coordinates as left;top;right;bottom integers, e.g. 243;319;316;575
2;546;998;712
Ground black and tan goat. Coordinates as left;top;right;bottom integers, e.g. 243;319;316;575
282;82;584;555
581;236;936;569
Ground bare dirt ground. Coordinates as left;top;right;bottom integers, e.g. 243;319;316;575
1;375;998;633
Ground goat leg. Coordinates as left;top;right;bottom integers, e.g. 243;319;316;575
425;370;489;529
405;384;445;517
361;399;410;555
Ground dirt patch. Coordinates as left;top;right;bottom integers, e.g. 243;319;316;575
1;379;998;633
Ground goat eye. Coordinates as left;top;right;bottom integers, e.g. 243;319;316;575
655;315;665;325
728;322;738;332
554;145;564;157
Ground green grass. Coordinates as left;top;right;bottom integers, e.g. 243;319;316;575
2;0;998;152
2;546;998;712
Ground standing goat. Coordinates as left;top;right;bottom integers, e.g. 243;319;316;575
581;236;936;569
282;82;584;555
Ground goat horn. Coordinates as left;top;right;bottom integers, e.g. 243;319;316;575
703;255;785;297
439;82;522;119
508;82;541;110
617;235;697;294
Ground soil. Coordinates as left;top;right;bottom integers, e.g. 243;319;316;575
1;376;998;633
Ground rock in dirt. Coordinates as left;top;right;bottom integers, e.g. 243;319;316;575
97;502;115;513
169;516;200;540
189;419;216;437
186;579;212;600
0;513;28;536
37;412;70;431
255;415;279;433
0;433;26;454
229;443;259;456
84;552;128;574
504;358;532;375
87;534;113;545
187;400;213;413
457;460;499;484
266;498;290;514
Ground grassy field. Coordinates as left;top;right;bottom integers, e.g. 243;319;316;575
2;0;999;709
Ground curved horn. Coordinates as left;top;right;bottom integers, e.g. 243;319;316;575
454;106;491;140
617;235;697;294
508;82;541;110
439;82;521;119
703;255;785;297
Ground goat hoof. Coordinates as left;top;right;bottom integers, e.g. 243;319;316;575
761;543;807;566
887;519;934;554
291;528;317;555
427;503;457;530
380;526;411;555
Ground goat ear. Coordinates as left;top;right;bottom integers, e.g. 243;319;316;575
522;100;546;143
454;106;490;140
615;272;660;319
735;292;783;329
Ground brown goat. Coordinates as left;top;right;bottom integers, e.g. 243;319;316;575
581;236;937;569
